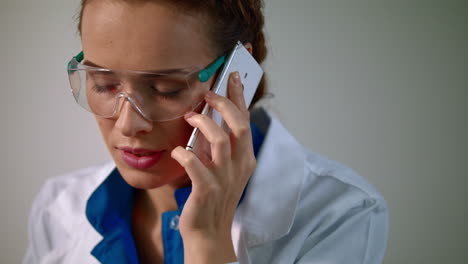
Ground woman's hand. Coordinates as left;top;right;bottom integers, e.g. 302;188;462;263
171;72;256;264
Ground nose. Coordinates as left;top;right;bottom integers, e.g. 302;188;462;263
114;99;153;137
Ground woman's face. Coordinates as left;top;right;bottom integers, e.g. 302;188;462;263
80;1;216;189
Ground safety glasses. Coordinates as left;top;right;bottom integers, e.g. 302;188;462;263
67;51;225;122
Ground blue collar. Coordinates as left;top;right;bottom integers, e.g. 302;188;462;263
86;168;138;264
86;121;266;264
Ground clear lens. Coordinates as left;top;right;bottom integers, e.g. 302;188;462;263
68;59;210;121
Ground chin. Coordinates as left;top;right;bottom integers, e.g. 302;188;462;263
115;160;189;190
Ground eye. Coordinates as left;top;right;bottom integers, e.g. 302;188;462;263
156;89;182;98
146;77;187;98
88;71;120;94
148;83;182;98
93;84;119;94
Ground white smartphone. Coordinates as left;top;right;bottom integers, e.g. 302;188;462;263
186;41;264;154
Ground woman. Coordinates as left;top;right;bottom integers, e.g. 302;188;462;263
24;0;389;263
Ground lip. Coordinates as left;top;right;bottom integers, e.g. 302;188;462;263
117;147;166;169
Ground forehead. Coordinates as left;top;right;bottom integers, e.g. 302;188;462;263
80;1;214;71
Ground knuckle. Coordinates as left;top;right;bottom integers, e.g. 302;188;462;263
232;83;243;95
218;98;228;109
213;133;229;147
181;152;198;167
215;98;230;111
234;124;251;137
247;156;257;172
194;113;209;123
241;109;250;119
241;151;256;169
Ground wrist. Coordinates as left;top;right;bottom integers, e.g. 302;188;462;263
182;231;237;264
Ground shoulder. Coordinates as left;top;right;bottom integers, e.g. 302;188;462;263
290;129;389;263
267;113;387;229
28;162;114;244
299;149;389;233
34;161;114;218
241;111;388;263
291;151;389;263
262;111;386;210
303;149;386;209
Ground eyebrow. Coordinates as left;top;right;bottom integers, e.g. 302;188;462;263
82;59;190;74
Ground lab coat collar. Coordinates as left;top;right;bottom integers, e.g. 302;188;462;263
236;111;306;247
86;168;195;264
85;168;139;264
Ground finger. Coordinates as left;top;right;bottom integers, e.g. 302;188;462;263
204;92;253;157
227;72;248;115
184;112;231;165
171;146;213;187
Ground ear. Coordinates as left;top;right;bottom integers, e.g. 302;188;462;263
243;42;253;55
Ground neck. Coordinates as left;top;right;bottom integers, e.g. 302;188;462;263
135;176;191;220
132;184;184;264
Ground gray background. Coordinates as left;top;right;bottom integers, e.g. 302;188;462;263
1;0;467;263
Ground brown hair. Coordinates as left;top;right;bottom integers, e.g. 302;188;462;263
77;0;268;108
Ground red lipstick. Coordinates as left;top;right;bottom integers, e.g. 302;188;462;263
118;147;165;169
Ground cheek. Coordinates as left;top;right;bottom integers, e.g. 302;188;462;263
163;102;207;148
94;118;115;146
162;118;194;147
96;117;121;156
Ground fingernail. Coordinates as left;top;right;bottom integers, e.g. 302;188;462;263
184;111;196;119
232;72;241;85
205;90;217;98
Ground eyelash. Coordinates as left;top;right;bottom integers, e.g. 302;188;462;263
93;84;119;93
92;84;181;99
150;85;182;99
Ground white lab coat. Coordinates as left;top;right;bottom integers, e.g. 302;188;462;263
23;112;389;264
